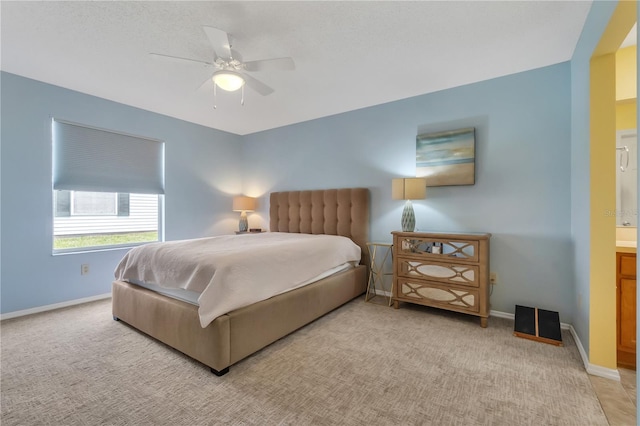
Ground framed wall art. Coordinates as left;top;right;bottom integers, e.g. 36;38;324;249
416;127;476;186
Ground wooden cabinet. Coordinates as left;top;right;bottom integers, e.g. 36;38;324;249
392;231;491;327
617;252;636;369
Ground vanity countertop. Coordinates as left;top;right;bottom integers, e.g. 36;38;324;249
617;240;637;253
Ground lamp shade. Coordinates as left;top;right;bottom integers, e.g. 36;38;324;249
232;196;256;212
212;71;245;92
392;178;427;200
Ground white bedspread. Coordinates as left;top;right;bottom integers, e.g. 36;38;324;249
114;232;361;327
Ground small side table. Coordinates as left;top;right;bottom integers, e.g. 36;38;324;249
365;242;393;306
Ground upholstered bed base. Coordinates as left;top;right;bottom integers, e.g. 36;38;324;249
112;266;366;374
112;188;370;375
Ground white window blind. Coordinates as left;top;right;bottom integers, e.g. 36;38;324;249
52;119;165;194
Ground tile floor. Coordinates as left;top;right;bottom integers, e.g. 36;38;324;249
590;368;636;425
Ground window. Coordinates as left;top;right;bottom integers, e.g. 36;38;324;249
72;191;117;216
53;191;159;251
52;119;164;252
55;191;129;217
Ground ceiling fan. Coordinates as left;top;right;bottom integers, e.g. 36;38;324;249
150;26;295;107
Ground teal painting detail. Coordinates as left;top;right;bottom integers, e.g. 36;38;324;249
417;128;475;186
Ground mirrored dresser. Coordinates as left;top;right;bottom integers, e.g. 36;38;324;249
391;231;491;327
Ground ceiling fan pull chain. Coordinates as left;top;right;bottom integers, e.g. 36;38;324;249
241;85;245;106
213;83;217;109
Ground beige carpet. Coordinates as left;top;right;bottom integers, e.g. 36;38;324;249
1;297;607;425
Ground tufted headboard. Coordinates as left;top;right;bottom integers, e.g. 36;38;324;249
269;188;370;268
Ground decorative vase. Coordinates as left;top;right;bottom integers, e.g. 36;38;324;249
401;200;415;232
239;211;248;232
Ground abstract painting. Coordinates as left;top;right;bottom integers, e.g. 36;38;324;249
416;127;475;186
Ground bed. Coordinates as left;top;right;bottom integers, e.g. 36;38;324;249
112;188;369;376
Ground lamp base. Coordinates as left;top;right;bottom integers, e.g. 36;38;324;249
401;200;416;232
238;211;248;232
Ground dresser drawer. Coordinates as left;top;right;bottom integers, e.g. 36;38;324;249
397;279;479;313
396;235;479;263
397;258;480;288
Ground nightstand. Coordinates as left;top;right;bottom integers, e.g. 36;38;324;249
365;242;393;306
391;231;491;327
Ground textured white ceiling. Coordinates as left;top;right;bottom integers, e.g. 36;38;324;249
1;1;592;135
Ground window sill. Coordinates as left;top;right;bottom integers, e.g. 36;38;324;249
52;241;155;256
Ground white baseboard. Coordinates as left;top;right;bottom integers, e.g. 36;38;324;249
0;293;111;321
489;309;515;321
567;324;621;381
584;362;622;381
491;309;621;382
371;289;393;298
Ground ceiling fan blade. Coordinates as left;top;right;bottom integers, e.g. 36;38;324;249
242;73;274;96
202;26;232;60
149;53;213;68
243;57;295;72
197;73;215;91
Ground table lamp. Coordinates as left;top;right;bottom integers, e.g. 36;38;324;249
392;178;427;232
232;196;256;232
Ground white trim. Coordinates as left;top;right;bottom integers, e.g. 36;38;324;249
372;289;393;298
489;309;515;321
568;324;621;382
567;324;590;369
490;309;621;382
0;293;111;321
585;363;622;381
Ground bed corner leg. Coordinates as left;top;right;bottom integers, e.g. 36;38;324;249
210;367;229;376
113;316;120;321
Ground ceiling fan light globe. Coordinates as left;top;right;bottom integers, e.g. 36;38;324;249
212;71;245;91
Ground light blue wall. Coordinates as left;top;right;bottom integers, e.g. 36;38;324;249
243;63;573;319
569;1;619;361
0;72;244;314
0;61;578;321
